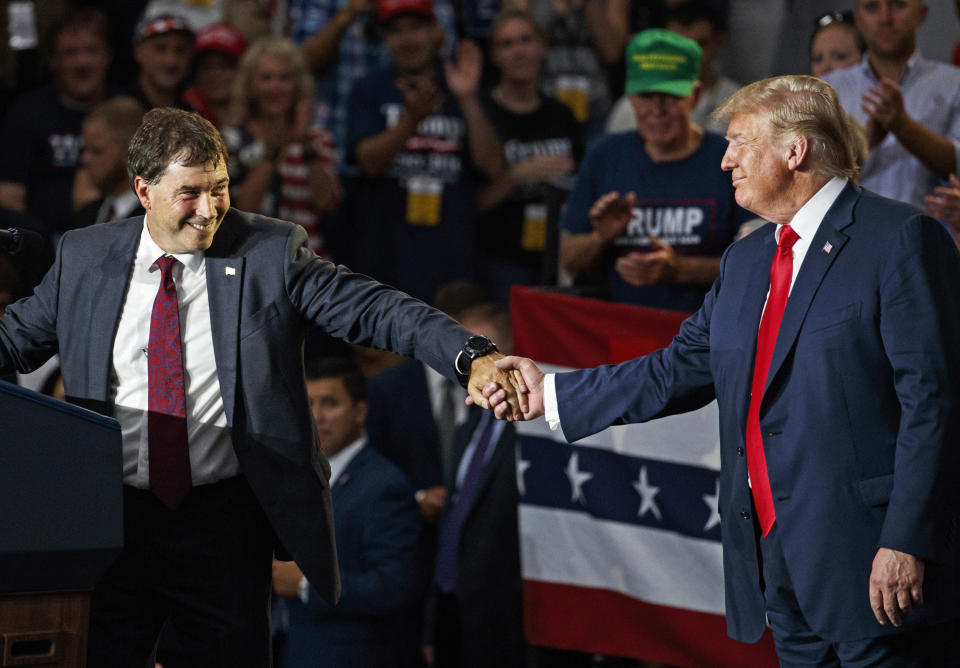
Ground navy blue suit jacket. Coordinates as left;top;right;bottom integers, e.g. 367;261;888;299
555;183;960;643
279;444;420;667
0;209;470;604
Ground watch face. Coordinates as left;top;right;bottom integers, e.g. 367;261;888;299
466;335;494;356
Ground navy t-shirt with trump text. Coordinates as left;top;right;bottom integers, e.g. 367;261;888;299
345;64;478;302
561;130;751;311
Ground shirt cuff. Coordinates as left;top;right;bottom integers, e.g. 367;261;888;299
297;576;310;604
544;373;561;432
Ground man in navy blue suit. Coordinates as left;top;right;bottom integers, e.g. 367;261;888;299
489;75;960;665
272;357;420;667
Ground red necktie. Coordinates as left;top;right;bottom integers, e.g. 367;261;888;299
746;225;799;537
148;255;192;508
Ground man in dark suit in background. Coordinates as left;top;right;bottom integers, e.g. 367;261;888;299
365;280;486;667
0;107;524;667
430;302;525;668
490;75;960;665
273;357;420;667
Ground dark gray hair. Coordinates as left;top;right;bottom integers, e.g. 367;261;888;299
127;107;228;187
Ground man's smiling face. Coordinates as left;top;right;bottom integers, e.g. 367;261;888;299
137;159;229;253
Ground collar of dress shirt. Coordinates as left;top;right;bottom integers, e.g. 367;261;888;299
425;363;462;413
138;220;205;274
859;49;921;84
111;191;142;219
425;363;448;395
328;436;367;485
778;176;848;245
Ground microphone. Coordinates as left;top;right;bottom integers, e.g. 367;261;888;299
0;228;44;255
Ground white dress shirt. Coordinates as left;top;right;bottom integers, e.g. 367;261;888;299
544;177;849;436
97;191;141;224
327;436;366;485
425;364;467;426
111;221;238;488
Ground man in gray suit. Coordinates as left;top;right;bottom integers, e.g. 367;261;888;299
0;108;523;667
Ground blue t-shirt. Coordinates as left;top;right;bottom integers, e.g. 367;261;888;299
560;130;750;311
345;65;477;302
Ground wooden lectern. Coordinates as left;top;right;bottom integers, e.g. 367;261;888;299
0;381;122;667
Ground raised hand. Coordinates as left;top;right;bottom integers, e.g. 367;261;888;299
444;40;483;99
292;98;315;144
862;77;906;133
590;190;636;244
397;75;444;122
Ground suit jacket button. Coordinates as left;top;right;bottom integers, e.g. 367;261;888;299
737;447;744;456
740;511;751;519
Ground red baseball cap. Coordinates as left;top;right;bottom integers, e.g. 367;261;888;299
377;0;435;24
195;22;246;58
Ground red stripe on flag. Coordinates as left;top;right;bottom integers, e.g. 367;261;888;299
510;286;691;367
524;580;778;668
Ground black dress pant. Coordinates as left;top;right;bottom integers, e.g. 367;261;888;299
87;477;275;668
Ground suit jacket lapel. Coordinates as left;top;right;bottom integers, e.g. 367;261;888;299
331;446;369;501
763;183;857;396
89;220;142;404
204;211;244;426
735;227;777;433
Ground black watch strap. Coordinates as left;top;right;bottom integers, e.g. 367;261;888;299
455;335;497;388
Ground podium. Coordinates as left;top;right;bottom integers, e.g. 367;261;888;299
0;381;123;667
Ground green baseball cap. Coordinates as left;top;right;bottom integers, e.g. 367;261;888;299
625;29;702;97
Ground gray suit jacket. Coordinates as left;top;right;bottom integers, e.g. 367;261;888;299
0;208;470;603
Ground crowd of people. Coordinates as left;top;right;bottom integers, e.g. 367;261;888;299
2;0;960;666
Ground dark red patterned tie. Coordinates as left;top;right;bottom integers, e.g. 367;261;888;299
746;225;799;537
148;255;192;508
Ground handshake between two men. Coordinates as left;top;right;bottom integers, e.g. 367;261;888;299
466;353;544;422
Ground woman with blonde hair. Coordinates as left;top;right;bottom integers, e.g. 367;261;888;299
222;37;341;256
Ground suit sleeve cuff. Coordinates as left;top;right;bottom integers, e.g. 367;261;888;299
297;576;310;604
545;373;561;432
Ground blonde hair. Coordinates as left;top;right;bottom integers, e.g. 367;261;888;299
85;95;146;143
230;37;314;124
713;75;860;180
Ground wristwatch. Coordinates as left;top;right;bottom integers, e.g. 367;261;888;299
454;335;498;388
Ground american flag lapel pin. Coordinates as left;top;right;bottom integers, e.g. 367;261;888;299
822;241;833;254
225;266;236;276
